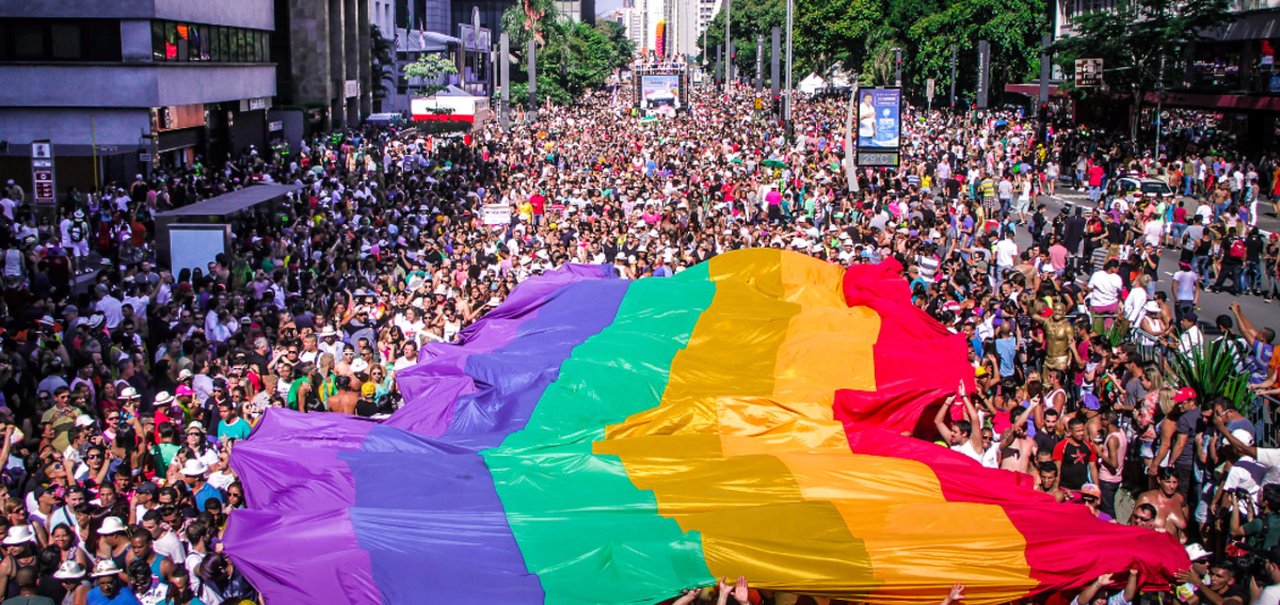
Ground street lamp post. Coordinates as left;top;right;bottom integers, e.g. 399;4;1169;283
724;0;732;93
783;0;793;127
1154;54;1166;158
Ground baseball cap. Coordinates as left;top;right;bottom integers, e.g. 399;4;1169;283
1173;387;1198;403
1080;483;1102;498
1231;428;1255;447
1185;543;1211;562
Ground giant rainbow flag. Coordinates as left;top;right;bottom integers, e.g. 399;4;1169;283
226;249;1187;605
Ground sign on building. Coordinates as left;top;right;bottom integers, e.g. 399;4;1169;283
1075;58;1103;87
30;140;55;206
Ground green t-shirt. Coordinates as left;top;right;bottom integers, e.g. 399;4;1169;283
1243;513;1280;550
152;443;180;473
218;418;253;442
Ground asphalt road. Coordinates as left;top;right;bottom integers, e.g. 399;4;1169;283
1018;188;1280;337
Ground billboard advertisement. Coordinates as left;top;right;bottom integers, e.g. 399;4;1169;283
857;88;901;149
638;74;682;111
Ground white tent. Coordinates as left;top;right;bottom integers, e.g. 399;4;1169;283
798;73;827;94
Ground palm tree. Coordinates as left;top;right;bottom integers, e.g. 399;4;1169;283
502;0;559;48
370;24;396;107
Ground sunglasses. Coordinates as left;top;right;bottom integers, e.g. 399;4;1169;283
1134;515;1155;523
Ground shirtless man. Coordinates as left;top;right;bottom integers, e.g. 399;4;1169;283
1134;468;1189;540
998;403;1038;475
326;376;359;415
1036;461;1070;503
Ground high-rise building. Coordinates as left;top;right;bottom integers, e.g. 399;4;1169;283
272;0;373;137
0;0;277;190
697;0;720;41
668;0;699;59
554;0;597;23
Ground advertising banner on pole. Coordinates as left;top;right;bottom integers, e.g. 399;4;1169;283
855;88;901;167
976;40;991;110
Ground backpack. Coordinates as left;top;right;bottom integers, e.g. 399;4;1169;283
1230;239;1246;260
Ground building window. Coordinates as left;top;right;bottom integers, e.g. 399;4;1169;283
151;20;271;63
0;19;122;62
152;21;165;61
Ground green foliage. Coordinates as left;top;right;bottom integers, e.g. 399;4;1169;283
701;0;1043;99
1050;0;1231;100
909;0;1045;97
1166;340;1253;414
370;24;396;101
403;54;459;96
1091;318;1130;349
502;0;559;49
500;7;635;106
702;0;784;77
794;0;881;79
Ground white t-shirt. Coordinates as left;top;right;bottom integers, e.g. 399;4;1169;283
1143;220;1163;247
994;239;1019;268
1087;271;1124;306
1224;456;1273;504
952;441;1000;468
1253;583;1280;605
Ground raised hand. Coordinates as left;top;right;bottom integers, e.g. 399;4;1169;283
732;576;750;605
672;588;700;605
949;584;966;602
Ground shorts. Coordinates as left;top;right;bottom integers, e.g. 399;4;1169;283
1089;302;1119;315
68;242;88;257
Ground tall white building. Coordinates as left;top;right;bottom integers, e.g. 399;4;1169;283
668;0;699;59
621;0;644;51
697;0;720;40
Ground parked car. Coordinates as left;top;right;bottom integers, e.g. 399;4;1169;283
1107;176;1175;201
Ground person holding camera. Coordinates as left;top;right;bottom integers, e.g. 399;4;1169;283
1248;546;1280;605
1231;485;1280;551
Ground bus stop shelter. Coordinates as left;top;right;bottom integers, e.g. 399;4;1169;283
154;184;301;274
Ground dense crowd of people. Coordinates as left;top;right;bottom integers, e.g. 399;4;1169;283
0;77;1279;605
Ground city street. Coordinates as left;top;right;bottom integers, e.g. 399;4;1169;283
1020;188;1280;336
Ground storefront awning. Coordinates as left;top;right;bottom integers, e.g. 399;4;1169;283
1202;10;1280;41
396;29;461;53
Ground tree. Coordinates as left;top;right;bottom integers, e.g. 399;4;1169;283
1051;0;1231;139
701;0;1044;100
370;24;396;107
502;0;559;49
403;54;459;97
794;0;881;80
498;4;632;106
702;0;784;79
910;0;1046;101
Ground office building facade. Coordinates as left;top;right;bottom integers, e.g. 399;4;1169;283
0;0;277;193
